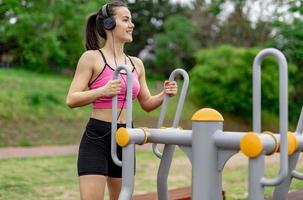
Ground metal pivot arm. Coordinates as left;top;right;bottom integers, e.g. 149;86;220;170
152;68;189;158
295;107;303;135
156;69;189;200
253;48;288;186
292;107;303;180
111;65;133;167
272;107;303;200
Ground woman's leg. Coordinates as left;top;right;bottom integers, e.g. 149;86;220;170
107;177;122;200
79;175;107;200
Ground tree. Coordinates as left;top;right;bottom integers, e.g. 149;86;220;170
218;1;271;47
152;15;198;77
0;0;188;72
0;0;106;71
125;0;187;57
189;0;223;48
268;0;303;122
190;0;272;48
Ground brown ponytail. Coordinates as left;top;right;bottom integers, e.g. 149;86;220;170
85;13;100;50
85;1;128;50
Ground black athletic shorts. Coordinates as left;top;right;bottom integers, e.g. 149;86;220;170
77;118;128;178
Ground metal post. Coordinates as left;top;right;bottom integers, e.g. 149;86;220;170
191;108;224;200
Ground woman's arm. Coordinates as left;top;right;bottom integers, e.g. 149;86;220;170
66;51;121;108
134;57;177;112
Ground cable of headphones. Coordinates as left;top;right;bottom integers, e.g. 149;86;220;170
112;31;127;122
85;129;111;140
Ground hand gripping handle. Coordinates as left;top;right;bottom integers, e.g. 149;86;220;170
253;48;288;186
111;65;133;167
152;68;189;158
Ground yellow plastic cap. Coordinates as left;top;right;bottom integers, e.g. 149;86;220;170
116;127;129;147
240;131;263;158
191;108;224;122
288;132;298;155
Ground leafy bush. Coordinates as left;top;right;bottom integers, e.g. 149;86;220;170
189;45;298;123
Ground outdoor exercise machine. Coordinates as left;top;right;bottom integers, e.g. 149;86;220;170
271;108;303;200
110;48;303;200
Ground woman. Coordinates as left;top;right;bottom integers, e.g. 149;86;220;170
66;1;178;199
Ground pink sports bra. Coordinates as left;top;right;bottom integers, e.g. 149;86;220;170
89;50;141;109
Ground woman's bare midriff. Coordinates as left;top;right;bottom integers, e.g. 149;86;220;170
91;108;128;124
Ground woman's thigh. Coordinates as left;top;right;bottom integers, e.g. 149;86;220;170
79;175;107;200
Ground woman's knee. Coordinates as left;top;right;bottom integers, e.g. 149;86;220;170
79;175;107;200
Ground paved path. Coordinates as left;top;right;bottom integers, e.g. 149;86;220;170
266;189;303;200
0;144;153;159
0;145;78;159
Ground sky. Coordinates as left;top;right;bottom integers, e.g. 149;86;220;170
170;0;296;24
170;0;195;5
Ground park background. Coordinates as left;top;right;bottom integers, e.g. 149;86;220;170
0;0;303;199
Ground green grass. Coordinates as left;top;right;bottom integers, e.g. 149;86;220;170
0;68;87;147
1;150;303;200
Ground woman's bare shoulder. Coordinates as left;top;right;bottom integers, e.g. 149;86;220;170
128;56;145;74
80;50;100;62
77;50;103;69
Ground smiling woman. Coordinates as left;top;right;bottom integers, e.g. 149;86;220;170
65;0;178;199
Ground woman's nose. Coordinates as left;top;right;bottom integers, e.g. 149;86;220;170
130;21;135;28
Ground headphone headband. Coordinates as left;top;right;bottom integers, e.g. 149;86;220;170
101;4;109;18
99;4;116;30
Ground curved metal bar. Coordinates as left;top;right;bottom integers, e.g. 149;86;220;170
291;107;303;180
156;69;189;200
152;69;189;158
111;65;133;167
272;107;303;199
252;48;288;186
292;170;303;180
295;107;303;135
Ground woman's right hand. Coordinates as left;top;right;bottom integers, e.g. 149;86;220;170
100;79;122;97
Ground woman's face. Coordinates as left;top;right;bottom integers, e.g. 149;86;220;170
112;7;134;43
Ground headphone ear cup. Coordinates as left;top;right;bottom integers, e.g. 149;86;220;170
103;17;116;30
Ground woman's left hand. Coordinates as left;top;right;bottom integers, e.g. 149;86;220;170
163;80;178;96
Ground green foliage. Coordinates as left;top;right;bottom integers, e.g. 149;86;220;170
268;0;303;125
0;0;106;71
0;0;188;72
189;45;298;125
126;0;187;57
153;15;198;77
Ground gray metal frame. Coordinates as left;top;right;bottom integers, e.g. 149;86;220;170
249;48;289;200
273;108;303;199
110;49;302;200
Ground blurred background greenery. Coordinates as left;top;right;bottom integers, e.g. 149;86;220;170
0;0;302;147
